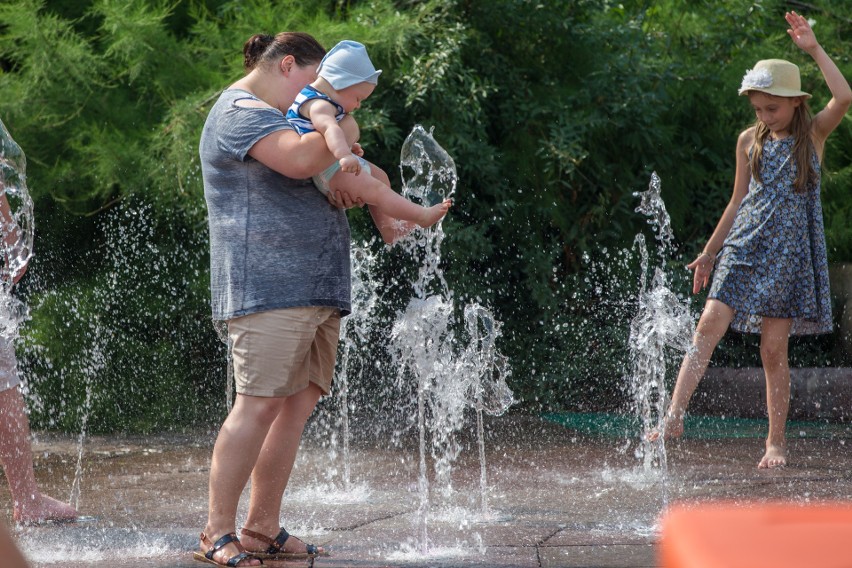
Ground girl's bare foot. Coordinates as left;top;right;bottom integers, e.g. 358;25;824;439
416;199;452;227
13;493;78;524
647;412;685;442
758;443;786;469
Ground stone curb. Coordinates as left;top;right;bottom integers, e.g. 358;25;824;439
691;367;852;421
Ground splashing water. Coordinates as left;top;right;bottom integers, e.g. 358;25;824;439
394;129;458;541
0;119;34;339
634;172;674;253
458;304;513;515
0;119;98;510
400;124;457;209
397;125;455;299
19;201;211;510
391;295;454;551
333;243;380;492
211;319;233;411
390;125;514;552
627;173;692;475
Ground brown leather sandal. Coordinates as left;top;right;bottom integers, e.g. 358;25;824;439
240;527;326;559
193;532;262;566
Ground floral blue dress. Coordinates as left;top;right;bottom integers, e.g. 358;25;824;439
709;135;832;335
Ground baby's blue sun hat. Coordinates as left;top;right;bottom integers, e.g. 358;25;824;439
317;40;382;90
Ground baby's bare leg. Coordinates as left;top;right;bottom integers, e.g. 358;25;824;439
329;168;449;227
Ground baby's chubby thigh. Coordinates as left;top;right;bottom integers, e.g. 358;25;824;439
330;158;391;206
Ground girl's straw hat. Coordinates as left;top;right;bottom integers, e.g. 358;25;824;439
738;59;811;98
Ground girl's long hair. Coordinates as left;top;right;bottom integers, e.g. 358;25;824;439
749;98;817;193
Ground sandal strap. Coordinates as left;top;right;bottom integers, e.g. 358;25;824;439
202;532;260;565
241;527;290;553
224;551;256;567
209;532;241;556
240;526;319;556
270;528;290;552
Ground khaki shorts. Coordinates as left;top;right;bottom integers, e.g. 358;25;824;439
228;306;340;398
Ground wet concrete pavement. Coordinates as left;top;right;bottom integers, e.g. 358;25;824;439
4;413;852;568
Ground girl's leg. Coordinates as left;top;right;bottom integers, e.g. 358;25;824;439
329;166;449;227
202;394;284;566
649;299;734;440
758;317;793;469
240;383;324;554
0;386;77;523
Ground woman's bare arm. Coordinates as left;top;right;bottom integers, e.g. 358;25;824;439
247;115;360;179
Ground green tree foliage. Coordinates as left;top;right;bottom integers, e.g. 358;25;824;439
1;0;851;431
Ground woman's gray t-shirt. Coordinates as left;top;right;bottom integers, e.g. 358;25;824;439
200;89;351;320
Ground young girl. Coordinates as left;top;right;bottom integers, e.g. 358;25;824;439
286;40;451;234
650;12;851;469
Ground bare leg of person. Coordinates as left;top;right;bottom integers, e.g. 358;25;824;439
201;394;283;567
758;317;793;469
329;168;450;228
0;387;77;524
362;166;416;244
0;520;29;568
240;383;324;555
648;299;734;440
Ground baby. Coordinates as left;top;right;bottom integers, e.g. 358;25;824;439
286;40;451;228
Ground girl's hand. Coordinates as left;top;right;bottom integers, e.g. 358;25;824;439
351;142;364;157
339;154;361;175
686;252;715;295
786;11;819;54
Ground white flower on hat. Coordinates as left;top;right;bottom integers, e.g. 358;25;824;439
741;67;773;92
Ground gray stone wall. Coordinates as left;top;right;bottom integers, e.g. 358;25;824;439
830;263;852;360
691;367;852;421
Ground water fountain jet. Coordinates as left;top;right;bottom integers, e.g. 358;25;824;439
627;173;693;477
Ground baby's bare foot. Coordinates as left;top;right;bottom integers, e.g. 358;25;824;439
14;493;78;524
758;443;786;469
417;199;452;228
647;413;684;442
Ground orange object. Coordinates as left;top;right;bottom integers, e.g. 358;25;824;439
659;501;852;568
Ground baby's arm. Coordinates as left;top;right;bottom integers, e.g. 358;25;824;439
305;100;362;175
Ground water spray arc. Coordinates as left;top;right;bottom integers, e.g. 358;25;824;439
389;125;514;552
628;173;692;476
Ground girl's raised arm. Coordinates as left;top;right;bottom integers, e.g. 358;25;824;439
786;11;852;144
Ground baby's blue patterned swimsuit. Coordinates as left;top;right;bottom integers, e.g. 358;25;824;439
709;136;831;335
286;85;345;134
284;85;370;195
